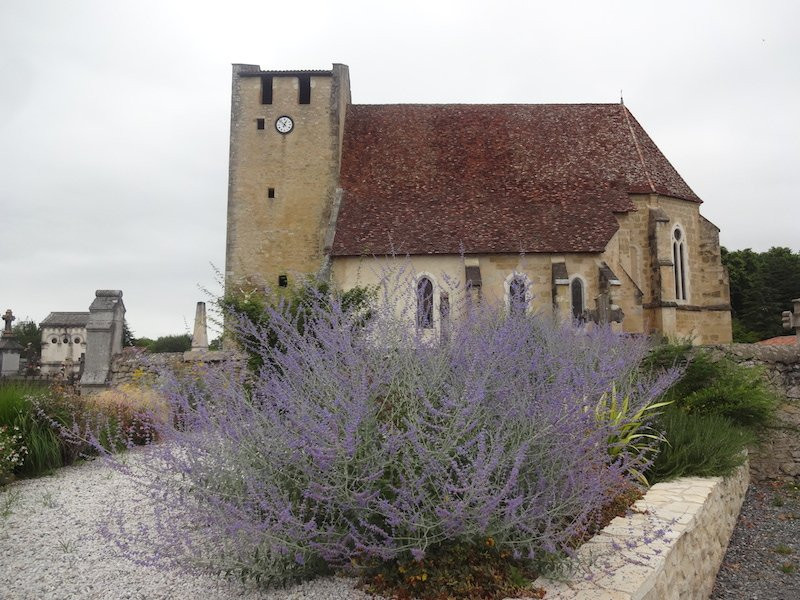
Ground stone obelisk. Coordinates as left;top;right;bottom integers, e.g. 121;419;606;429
191;302;209;352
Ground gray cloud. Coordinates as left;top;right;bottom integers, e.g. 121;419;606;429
2;0;798;337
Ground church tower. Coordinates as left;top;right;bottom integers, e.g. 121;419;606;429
225;63;350;292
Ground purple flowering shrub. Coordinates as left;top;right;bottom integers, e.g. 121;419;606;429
104;276;675;587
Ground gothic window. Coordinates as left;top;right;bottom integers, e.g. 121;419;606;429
672;226;688;301
571;278;585;321
416;277;434;329
507;274;530;315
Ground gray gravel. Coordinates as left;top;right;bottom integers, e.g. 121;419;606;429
711;479;800;600
0;457;378;600
5;457;794;600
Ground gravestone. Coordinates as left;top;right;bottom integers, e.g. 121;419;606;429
80;290;125;390
782;298;800;344
0;309;23;376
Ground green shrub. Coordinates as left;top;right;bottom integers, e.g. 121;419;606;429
0;382;65;476
221;279;376;372
148;334;192;353
648;407;752;482
0;424;26;482
645;343;778;430
677;360;778;429
0;382;104;477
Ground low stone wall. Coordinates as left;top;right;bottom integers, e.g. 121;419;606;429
110;350;238;386
533;463;749;600
704;343;800;481
110;350;183;386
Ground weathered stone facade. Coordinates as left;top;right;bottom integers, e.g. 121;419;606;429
704;343;800;481
225;65;350;292
225;64;732;344
39;312;89;377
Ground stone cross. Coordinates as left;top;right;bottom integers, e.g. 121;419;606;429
2;309;15;336
782;298;800;343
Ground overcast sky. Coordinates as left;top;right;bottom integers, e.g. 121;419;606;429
1;1;798;339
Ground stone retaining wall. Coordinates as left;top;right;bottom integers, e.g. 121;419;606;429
533;462;749;600
110;350;238;386
704;343;800;481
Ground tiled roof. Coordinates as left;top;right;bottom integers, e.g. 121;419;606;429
757;335;798;346
40;312;90;328
332;103;699;256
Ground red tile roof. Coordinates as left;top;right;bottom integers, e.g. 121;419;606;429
332;104;700;256
757;335;798;346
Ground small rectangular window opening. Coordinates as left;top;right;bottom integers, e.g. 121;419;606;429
261;75;273;104
278;274;288;288
256;118;265;130
298;75;311;104
267;187;275;199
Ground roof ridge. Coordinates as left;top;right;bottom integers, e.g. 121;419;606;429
350;102;624;108
620;104;656;194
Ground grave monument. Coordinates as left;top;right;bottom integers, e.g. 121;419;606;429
0;309;23;376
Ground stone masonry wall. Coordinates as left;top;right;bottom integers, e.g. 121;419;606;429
110;350;184;386
533;463;749;600
703;343;800;481
110;350;240;387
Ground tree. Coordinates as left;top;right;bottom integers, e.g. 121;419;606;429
122;319;136;347
722;246;800;341
148;334;192;353
12;320;42;360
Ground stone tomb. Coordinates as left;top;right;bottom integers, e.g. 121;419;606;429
39;312;89;377
0;309;23;376
80;290;125;390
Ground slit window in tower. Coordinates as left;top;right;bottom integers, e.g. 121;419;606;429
261;75;273;104
298;75;311;104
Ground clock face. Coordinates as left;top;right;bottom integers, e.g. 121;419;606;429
275;116;294;134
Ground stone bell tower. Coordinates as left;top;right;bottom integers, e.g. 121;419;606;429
225;63;351;292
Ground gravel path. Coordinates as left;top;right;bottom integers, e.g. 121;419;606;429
0;457;376;600
4;457;797;599
711;479;800;600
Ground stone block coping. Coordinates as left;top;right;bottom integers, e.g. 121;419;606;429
528;462;749;600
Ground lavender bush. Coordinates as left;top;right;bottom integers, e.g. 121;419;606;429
99;271;676;588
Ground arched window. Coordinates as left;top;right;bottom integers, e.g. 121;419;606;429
672;226;688;301
508;275;529;315
571;278;585;321
416;277;434;329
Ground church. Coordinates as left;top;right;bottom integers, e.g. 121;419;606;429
224;64;732;344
